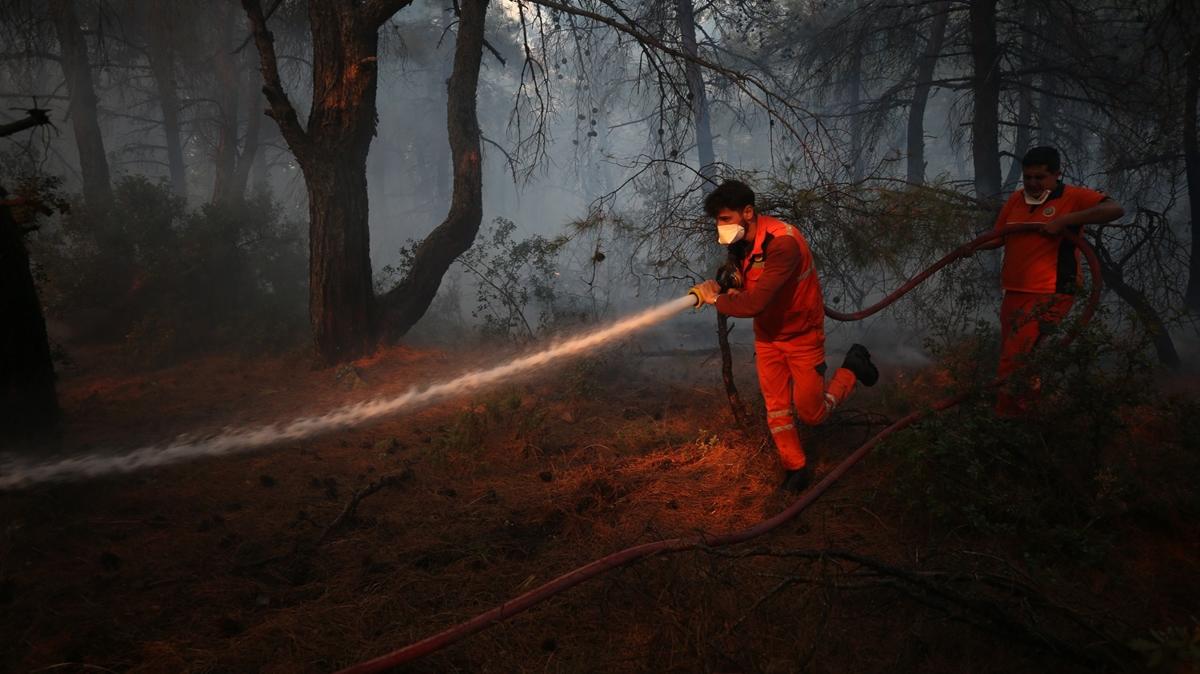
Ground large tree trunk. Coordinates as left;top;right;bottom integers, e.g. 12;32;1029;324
146;0;187;199
906;2;948;185
244;0;397;361
378;0;487;339
306;158;375;358
300;2;382;359
1183;41;1200;311
968;0;1002;204
48;0;112;209
0;185;58;438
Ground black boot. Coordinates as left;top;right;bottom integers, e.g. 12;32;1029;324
841;343;879;387
780;465;812;493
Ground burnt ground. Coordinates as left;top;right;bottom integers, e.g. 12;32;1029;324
0;339;1196;673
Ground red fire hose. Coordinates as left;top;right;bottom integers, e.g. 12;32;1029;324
336;225;1101;674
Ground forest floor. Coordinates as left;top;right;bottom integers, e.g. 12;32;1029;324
1;334;1197;673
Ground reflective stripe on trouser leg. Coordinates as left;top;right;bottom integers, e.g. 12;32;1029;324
767;410;806;471
756;340;808;471
794;363;856;426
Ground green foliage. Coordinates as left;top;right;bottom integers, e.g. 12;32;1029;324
884;317;1182;563
563;353;609;399
382;217;586;343
435;387;547;456
757;179;996;337
436;407;489;456
458;217;569;342
31;177;306;365
1128;621;1200;671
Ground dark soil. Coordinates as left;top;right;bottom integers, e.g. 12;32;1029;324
0;342;1194;673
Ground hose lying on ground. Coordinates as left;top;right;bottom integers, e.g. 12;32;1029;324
337;225;1101;674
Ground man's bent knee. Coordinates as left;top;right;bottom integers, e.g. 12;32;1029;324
795;392;837;426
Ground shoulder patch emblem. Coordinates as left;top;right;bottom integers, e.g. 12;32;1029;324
1043;206;1056;217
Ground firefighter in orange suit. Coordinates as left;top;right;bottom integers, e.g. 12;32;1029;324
690;180;879;492
975;146;1124;417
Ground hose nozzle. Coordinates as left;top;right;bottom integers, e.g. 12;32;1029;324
715;262;743;292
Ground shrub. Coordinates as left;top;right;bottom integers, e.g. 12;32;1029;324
381;217;587;344
883;317;1186;564
30;177;307;365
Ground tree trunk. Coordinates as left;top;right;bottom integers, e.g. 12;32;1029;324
431;47;454;210
252;119;276;194
1183;41;1200;311
306;158;375;359
906;2;948;185
244;0;398;361
675;0;715;184
717;313;752;431
847;39;866;182
146;0;187;199
1003;84;1033;192
379;0;488;339
48;0;112;209
299;2;384;360
1033;16;1058;147
676;0;750;430
968;0;1002;204
229;52;263;203
0;185;59;437
1003;12;1035;192
211;0;241;205
1094;240;1181;368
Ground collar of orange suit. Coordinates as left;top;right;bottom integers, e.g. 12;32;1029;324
749;213;779;258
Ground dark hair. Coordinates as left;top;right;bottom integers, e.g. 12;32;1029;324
704;180;756;217
1021;146;1061;173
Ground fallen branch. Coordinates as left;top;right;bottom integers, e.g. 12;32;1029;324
316;470;412;545
236;469;413;569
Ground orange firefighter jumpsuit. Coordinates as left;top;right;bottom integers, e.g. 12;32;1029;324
715;215;856;470
993;182;1109;416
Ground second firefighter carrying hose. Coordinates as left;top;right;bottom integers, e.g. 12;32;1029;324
689;180;879;494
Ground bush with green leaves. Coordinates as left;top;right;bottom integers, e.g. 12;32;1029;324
457;217;572;341
884;314;1195;563
30;176;306;364
382;217;589;344
1128;621;1200;671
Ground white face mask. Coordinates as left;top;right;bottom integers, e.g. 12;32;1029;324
717;223;745;245
1023;189;1051;206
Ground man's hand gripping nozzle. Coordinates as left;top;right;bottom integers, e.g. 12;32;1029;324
688;280;721;308
689;260;744;308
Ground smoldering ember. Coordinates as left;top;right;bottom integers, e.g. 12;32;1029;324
0;1;1197;672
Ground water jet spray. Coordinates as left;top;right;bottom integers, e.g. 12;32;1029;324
0;295;698;490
